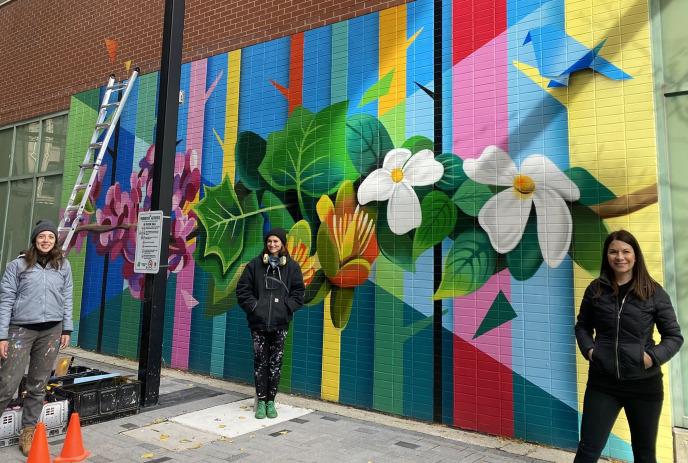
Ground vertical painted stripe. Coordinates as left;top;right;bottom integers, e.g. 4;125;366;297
452;0;507;65
172;59;208;369
321;294;340;401
348;14;379;117
303;26;332;112
330;22;348;104
223;50;242;184
379;5;408;145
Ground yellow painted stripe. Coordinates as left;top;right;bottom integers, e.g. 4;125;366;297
223;49;242;182
321;293;341;401
564;0;670;459
378;6;407;118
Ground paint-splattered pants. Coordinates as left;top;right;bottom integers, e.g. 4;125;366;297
251;329;288;402
0;323;62;428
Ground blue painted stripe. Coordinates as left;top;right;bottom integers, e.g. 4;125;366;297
347;13;379;116
303;26;332;113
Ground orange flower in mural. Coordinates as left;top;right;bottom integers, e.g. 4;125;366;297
286;223;319;287
316;180;379;288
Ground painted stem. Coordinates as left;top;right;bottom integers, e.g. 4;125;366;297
590;184;658;219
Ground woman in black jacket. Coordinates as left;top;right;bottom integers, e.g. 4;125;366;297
236;228;304;419
574;230;683;462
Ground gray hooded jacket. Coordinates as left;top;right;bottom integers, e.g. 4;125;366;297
0;256;73;339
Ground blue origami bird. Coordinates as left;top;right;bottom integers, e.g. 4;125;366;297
523;24;632;87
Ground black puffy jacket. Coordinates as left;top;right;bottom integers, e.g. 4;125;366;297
236;255;305;331
575;276;683;381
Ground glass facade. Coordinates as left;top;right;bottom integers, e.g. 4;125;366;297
0;113;67;273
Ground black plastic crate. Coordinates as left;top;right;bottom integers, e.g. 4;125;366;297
52;376;141;424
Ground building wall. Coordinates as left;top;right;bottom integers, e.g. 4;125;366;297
53;0;670;461
0;0;408;126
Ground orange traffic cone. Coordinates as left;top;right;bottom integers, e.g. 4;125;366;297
54;413;90;463
26;422;52;463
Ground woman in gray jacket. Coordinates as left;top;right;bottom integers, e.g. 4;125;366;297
0;220;73;456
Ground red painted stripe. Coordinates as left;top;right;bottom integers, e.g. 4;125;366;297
288;32;304;113
454;336;514;436
452;0;507;64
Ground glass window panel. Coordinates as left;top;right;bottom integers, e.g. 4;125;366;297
32;175;63;226
660;0;688;91
0;182;7;273
0;128;12;178
39;115;68;174
13;122;40;176
2;179;33;269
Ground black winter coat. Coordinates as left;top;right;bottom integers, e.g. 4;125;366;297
236;255;305;331
575;276;683;381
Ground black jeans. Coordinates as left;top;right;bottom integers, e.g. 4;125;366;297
251;329;288;402
574;386;663;463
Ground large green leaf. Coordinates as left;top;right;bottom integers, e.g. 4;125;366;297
569;203;609;275
402;135;434;154
330;286;355;329
452;179;494;217
235;131;268;190
376;205;414;272
260;102;359;197
436;153;467;194
433;228;497;300
413;191;457;260
506;211;543;281
564;167;616;206
359;69;395;108
193;177;246;272
261;191;295;231
345;113;394;176
316;225;340;278
304;270;331;306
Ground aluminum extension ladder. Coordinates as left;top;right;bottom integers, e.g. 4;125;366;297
58;68;139;253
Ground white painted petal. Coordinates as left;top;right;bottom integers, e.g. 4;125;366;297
387;182;421;235
382;148;413;171
521;155;580;202
478;188;532;254
533;189;573;268
463;145;517;186
357;169;395;205
403;150;444;186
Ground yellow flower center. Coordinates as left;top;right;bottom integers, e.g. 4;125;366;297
513;174;535;196
391;168;404;183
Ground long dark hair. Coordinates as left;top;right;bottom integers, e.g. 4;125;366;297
598;229;657;300
22;240;63;271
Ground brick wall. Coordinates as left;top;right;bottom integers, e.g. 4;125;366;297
0;0;408;126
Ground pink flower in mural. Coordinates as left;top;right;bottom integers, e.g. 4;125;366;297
463;145;580;268
169;207;197;273
172;149;201;211
95;182;139;260
357;148;444;235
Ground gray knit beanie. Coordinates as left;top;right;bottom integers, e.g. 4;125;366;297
31;220;58;244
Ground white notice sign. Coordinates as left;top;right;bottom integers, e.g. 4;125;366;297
134;210;163;274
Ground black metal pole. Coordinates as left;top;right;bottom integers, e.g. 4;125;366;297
138;0;185;407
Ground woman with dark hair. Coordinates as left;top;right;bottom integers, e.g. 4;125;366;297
0;220;73;456
236;228;304;419
574;230;683;462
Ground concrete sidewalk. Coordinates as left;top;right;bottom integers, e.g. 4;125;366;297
0;347;580;463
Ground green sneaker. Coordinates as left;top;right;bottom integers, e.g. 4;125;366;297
255;400;267;419
266;400;278;419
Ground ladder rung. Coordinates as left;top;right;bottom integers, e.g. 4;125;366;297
74;183;89;190
106;84;127;91
89;142;103;149
58;226;73;232
102;102;120;108
79;162;100;169
95;123;111;129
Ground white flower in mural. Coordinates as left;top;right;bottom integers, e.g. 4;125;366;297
357;148;444;235
463;146;580;268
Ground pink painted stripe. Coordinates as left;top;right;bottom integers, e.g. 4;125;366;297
452;32;508;159
171;59;207;369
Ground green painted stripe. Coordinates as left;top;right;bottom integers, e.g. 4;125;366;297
331;21;348;104
62;90;100;338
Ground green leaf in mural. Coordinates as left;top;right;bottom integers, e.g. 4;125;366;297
259;102;359;199
435;153;467;194
433;228;497;300
235;131;268;190
413;190;457;261
564;167;617;206
345;113;394;176
402;135;434;154
506;211;543;281
330;286;355;329
569;203;609;275
304;269;331;306
193;176;246;272
261;191;295;231
473;291;517;339
375;204;415;272
359;69;395;108
452;179;494;217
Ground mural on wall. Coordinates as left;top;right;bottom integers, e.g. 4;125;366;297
61;0;668;461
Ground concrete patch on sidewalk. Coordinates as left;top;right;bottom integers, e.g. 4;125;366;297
123;420;219;451
170;398;312;438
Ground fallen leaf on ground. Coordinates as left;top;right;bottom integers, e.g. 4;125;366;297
141;453;155;459
159;434;169;441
